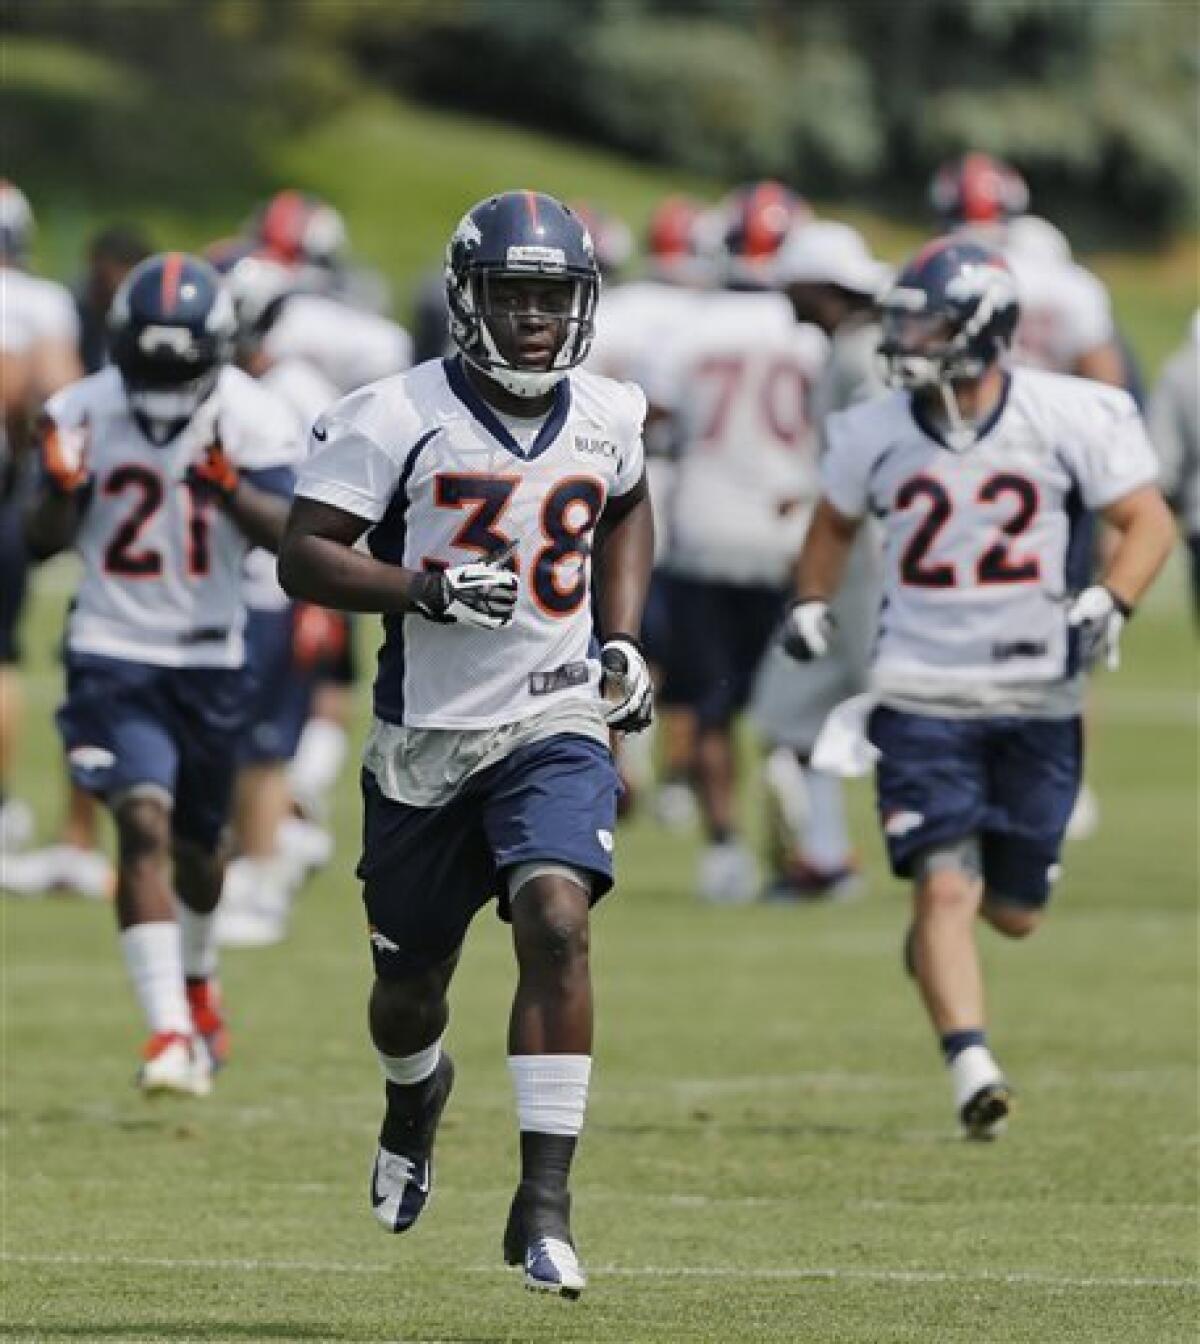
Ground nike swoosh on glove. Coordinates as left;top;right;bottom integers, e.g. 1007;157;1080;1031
600;637;653;733
413;548;520;631
1067;585;1130;670
781;599;835;662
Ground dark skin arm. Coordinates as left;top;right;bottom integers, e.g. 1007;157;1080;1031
277;495;439;613
592;471;654;640
219;478;292;552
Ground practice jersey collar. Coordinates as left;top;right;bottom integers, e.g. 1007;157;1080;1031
908;371;1012;452
443;356;571;462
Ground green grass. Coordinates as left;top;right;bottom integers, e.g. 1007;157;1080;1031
2;556;1197;1341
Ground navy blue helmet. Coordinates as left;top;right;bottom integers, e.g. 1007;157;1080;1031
445;191;600;398
879;237;1019;391
108;252;236;444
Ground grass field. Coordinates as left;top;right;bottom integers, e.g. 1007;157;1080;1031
2;544;1197;1341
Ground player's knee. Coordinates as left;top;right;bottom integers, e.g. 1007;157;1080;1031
914;865;979;922
513;880;590;971
983;900;1042;939
114;796;171;866
370;970;449;1039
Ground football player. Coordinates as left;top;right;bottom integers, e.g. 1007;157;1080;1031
648;181;827;902
783;238;1175;1136
0;182;82;859
278;192;654;1299
750;220;891;898
24;253;301;1096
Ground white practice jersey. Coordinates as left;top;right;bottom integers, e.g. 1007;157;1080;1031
1;268;79;353
263;293;412;395
587;279;702;562
296;357;646;729
44;366;301;668
651;289;828;585
240;357;340;612
822;368;1158;713
1006;250;1115;374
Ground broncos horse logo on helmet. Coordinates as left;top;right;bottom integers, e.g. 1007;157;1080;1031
445;191;600;400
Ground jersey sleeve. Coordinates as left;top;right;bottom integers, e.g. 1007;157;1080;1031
1058;266;1115;364
820;407;872;519
221;375;303;474
1065;384;1159;510
610;380;648;496
294;386;408;523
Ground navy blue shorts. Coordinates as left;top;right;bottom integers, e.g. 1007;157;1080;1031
0;497;28;665
57;652;250;847
240;607;317;765
661;576;784;727
868;706;1083;907
358;733;621;978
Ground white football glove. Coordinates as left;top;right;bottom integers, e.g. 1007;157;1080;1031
600;637;654;733
1067;585;1130;671
781;599;835;662
413;544;520;631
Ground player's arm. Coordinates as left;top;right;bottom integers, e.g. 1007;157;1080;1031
1096;484;1176;610
1074;342;1127;390
795;496;862;601
24;415;88;561
781;497;863;662
218;472;293;552
593;471;655;732
278;496;437;614
593;470;654;641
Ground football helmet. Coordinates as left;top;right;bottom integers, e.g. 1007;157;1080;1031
929;153;1030;227
108;252;235;445
0;180;34;265
718;181;812;286
445;191;600;399
646;195;709;284
209;242;295;344
879;237;1018;448
249;190;348;273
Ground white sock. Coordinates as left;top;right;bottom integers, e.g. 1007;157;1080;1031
175;900;218;980
378;1037;442;1087
803;766;851;870
288;718;348;817
508;1054;592;1136
119;921;192;1036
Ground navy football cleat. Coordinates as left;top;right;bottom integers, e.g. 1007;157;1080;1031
370;1054;454;1234
503;1183;586;1299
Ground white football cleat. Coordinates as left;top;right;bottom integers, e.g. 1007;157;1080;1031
522;1237;587;1299
138;1032;212;1098
698;840;759;905
1;844;113;900
277;816;334;884
215;857;293;948
951;1044;1012;1140
652;781;698;831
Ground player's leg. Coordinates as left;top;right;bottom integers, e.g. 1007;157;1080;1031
870;707;1007;1136
359;774;491;1237
503;868;592;1299
484;733;620;1298
57;653;209;1095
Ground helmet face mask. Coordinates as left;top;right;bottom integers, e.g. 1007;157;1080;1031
108;252;234;445
445;192;600;400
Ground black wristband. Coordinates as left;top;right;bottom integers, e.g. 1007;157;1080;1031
408;569;449;616
1104;586;1134;619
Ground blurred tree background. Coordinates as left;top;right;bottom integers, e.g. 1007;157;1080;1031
4;0;1194;239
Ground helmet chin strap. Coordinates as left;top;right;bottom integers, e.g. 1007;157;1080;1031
935;379;980;453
